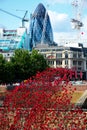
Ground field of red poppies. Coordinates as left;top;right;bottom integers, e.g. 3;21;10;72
0;68;87;130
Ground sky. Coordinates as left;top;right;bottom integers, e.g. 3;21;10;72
0;0;87;46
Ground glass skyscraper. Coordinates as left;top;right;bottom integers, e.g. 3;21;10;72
28;3;54;50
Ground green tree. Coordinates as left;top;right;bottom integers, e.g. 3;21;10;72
0;54;6;83
11;49;31;81
11;49;48;81
3;61;15;83
0;49;48;83
0;54;15;83
30;49;48;75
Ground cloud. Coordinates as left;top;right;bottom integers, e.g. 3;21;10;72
53;14;87;47
48;10;71;32
53;32;75;44
45;0;87;9
44;0;87;47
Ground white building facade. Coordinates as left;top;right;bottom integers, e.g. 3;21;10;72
34;43;87;80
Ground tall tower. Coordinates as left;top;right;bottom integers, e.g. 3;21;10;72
28;3;54;50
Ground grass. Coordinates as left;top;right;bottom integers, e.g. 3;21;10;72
71;91;84;104
0;86;7;97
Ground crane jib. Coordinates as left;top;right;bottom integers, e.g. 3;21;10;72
0;8;29;27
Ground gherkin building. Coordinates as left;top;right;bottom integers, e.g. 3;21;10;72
28;3;54;50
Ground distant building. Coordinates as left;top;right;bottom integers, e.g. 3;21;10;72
34;43;87;80
28;3;55;50
0;27;30;61
0;27;29;51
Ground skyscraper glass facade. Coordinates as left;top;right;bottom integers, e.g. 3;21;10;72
28;3;54;50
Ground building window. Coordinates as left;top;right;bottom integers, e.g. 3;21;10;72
78;67;82;71
56;53;62;58
48;60;54;65
52;49;56;51
86;62;87;69
78;52;82;58
56;60;62;65
65;60;68;65
73;60;77;65
78;61;82;66
65;52;68;58
73;53;77;58
7;53;10;56
84;51;87;57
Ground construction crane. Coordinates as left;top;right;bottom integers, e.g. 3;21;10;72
0;8;29;27
71;0;84;30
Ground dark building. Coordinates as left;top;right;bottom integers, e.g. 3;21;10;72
28;3;54;50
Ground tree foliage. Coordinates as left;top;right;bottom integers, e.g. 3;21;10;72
0;54;6;83
0;49;48;83
30;50;48;75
